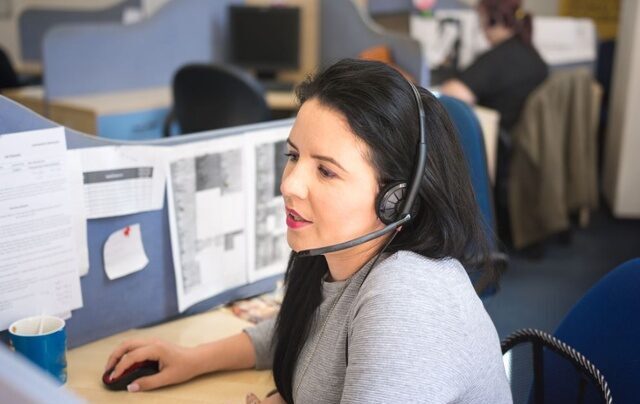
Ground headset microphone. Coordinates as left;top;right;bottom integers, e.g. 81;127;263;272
296;80;428;258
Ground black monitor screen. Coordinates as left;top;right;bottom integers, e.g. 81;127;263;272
229;5;300;72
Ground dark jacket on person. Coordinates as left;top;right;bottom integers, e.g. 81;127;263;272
459;36;548;132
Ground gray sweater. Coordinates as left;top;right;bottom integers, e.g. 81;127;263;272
244;251;512;403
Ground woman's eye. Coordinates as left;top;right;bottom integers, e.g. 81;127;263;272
284;152;298;162
318;165;336;178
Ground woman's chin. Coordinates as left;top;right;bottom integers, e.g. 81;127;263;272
287;232;316;253
286;233;301;252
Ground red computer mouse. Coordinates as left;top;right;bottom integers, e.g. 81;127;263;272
102;360;159;391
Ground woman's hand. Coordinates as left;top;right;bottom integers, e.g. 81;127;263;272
104;338;204;392
246;392;287;404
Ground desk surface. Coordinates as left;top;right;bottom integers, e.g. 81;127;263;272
66;308;274;403
3;85;298;114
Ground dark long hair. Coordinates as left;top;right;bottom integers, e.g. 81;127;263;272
272;59;490;403
480;0;533;46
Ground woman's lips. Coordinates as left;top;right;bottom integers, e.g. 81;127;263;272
286;208;312;229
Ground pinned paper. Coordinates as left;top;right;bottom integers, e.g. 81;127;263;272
103;224;149;280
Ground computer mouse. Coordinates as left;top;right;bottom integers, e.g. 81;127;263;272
102;360;159;391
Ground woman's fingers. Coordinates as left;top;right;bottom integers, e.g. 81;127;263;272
127;370;174;392
105;338;152;371
109;345;159;380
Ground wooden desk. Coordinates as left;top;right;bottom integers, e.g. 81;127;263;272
15;62;44;77
66;308;274;403
266;91;299;111
3;86;298;139
2;86;47;116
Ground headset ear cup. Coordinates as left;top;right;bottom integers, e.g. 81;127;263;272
376;182;407;225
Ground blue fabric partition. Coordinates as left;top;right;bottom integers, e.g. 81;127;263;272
42;0;241;98
0;96;286;348
320;0;429;86
18;0;141;64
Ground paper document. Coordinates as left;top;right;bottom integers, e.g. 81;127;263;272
245;127;291;283
167;136;249;312
66;152;89;276
0;127;83;331
103;223;149;280
167;126;292;312
70;146;167;219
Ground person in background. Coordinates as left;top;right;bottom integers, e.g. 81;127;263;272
104;59;512;403
440;0;547;132
441;0;548;248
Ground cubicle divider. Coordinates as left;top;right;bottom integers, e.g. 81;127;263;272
320;0;429;86
18;0;141;64
0;96;287;348
42;0;241;99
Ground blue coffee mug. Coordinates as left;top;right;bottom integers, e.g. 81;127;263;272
9;315;68;384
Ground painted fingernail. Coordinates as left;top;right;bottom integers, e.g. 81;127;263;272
109;372;115;381
127;383;140;392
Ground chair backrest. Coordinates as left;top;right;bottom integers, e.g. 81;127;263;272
0;47;19;89
509;68;600;249
172;63;271;135
437;95;503;297
437;94;496;248
544;258;640;404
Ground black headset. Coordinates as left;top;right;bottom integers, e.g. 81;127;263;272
297;80;427;257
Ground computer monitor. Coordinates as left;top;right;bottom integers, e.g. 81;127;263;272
228;5;300;81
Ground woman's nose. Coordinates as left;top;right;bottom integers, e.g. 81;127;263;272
280;163;309;201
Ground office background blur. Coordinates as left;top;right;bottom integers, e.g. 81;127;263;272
0;0;638;402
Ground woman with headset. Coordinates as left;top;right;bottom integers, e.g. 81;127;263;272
440;0;548;132
105;59;512;403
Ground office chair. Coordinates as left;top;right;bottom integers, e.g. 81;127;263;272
0;47;19;90
437;94;506;297
163;63;271;136
502;258;640;404
508;69;600;250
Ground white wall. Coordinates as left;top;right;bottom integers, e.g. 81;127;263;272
603;0;640;217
